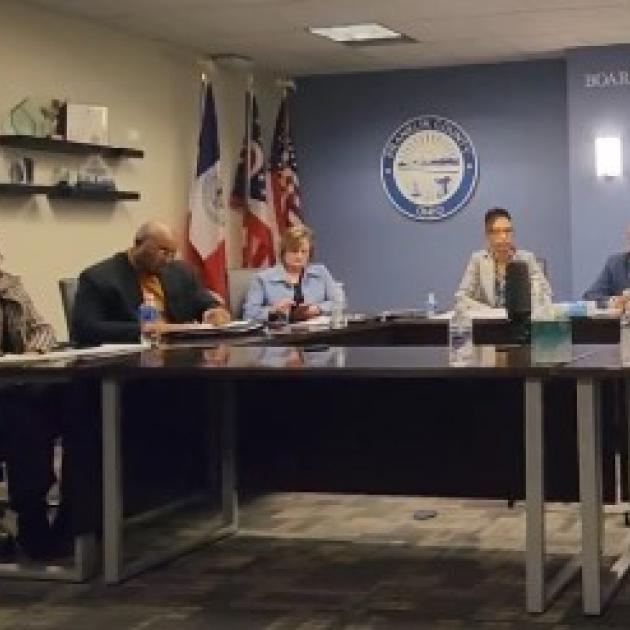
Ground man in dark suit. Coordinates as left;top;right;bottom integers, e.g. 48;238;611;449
65;222;232;547
72;221;230;345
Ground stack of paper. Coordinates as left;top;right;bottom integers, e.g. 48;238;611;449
0;343;144;365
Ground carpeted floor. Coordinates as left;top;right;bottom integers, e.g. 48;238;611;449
2;493;630;629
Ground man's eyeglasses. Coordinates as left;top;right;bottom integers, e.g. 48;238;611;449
155;246;176;259
488;228;513;235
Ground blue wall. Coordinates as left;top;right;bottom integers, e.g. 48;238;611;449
294;60;571;311
568;46;630;296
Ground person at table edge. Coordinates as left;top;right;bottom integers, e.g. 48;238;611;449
72;221;230;345
242;225;340;322
455;207;551;310
583;225;630;310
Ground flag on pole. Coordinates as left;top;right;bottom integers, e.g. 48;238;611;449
269;96;303;234
187;82;227;300
231;91;277;268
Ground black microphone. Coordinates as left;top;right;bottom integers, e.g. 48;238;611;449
293;270;304;307
505;261;531;320
289;270;305;322
505;261;531;344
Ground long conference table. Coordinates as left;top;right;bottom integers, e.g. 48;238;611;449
1;314;629;616
236;316;622;503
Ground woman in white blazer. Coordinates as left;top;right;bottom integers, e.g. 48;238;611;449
455;207;551;310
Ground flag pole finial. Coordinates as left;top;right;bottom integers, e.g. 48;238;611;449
276;77;296;94
197;57;218;76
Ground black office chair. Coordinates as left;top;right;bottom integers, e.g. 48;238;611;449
58;278;78;342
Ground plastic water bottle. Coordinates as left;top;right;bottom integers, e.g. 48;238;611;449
138;295;160;346
425;292;437;317
531;278;548;320
331;282;347;329
621;303;630;364
449;303;473;364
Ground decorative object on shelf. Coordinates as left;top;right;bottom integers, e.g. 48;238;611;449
0;132;142;202
53;165;71;187
76;155;115;190
23;156;33;183
40;99;66;139
8;157;34;184
66;103;108;145
8;160;24;184
8;98;39;136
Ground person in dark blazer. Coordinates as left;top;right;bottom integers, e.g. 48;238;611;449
72;221;230;345
583;227;630;309
67;222;232;547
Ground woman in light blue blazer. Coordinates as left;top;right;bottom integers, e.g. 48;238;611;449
243;226;340;321
455;207;551;310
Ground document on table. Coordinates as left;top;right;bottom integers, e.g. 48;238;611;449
380;309;426;320
588;308;618;318
432;308;507;320
0;343;145;365
296;315;330;327
160;320;263;339
265;315;332;336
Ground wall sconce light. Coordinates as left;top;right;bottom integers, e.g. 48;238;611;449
595;136;622;177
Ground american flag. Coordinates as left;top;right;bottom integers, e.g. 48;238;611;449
231;91;277;268
186;82;227;299
269;96;302;234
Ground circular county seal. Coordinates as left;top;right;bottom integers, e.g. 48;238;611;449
380;115;478;221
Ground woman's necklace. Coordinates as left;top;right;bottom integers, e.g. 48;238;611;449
495;260;507;279
285;270;301;285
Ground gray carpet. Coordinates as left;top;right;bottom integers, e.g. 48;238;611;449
2;493;630;629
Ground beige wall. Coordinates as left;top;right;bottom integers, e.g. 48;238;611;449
0;1;282;339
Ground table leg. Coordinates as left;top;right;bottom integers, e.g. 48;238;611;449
220;381;238;531
525;378;545;613
577;378;603;615
102;378;122;585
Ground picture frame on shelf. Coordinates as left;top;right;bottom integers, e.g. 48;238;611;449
66;103;108;145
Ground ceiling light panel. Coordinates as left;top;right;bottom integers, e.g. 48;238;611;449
308;23;404;43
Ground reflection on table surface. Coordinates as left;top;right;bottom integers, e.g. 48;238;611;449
98;343;607;373
0;342;622;377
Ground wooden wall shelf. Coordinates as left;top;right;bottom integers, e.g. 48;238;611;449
0;135;144;159
0;183;55;195
47;187;140;201
0;183;140;201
